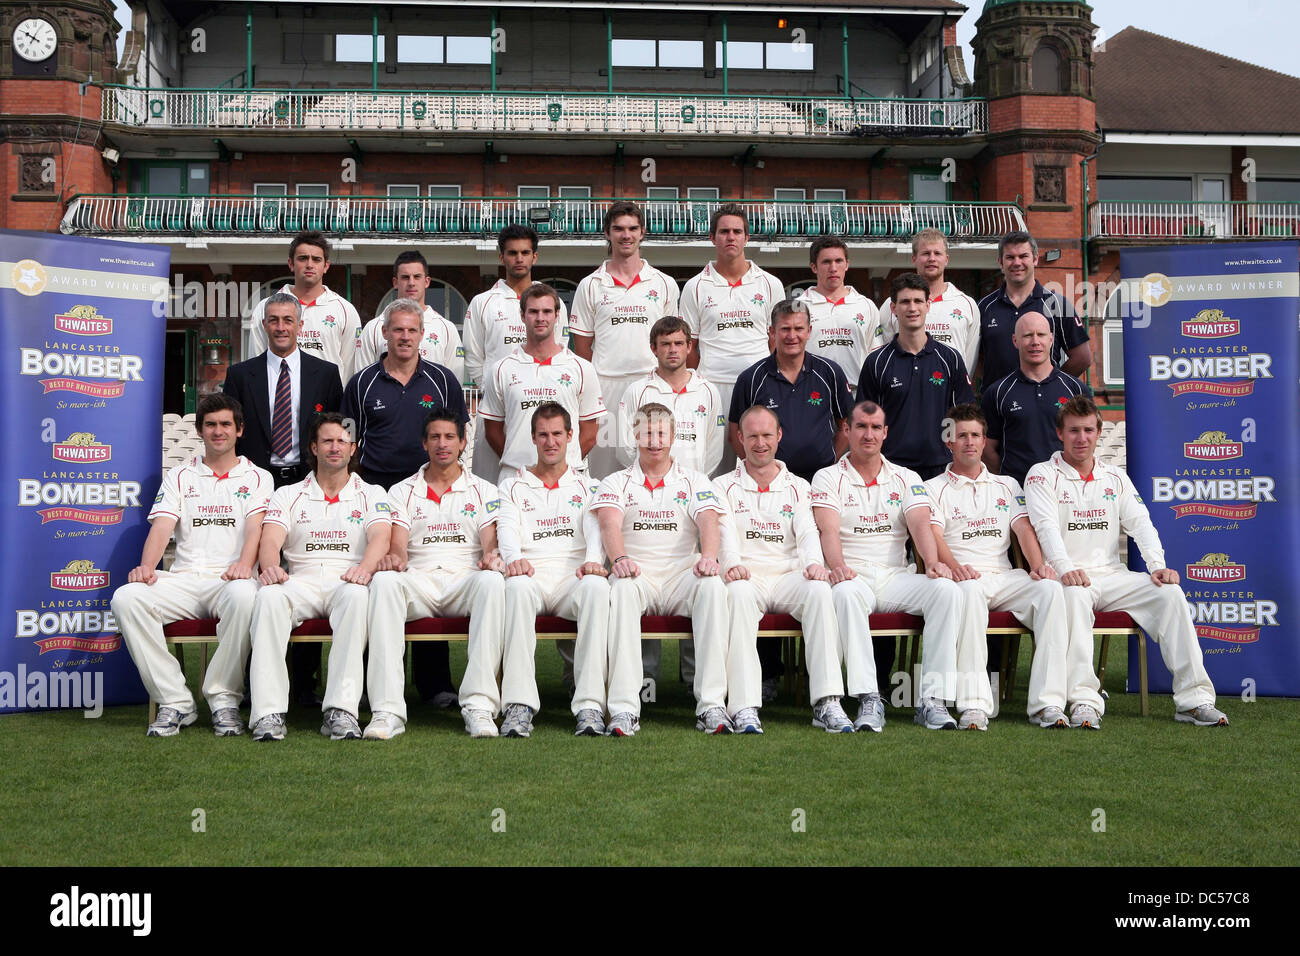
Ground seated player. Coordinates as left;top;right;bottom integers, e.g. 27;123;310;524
247;413;392;741
714;406;840;735
368;407;507;739
1025;396;1227;729
926;404;1069;731
496;402;612;737
812;401;964;732
113;394;272;737
591;403;728;736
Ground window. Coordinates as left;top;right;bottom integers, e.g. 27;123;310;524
558;186;591;199
254;184;287;196
1097;177;1193;202
398;35;443;63
1102;320;1125;387
659;40;703;68
765;41;814;71
773;188;806;201
1031;43;1063;93
297;184;329;196
336;34;383;63
814;189;846;202
715;41;764;70
646;187;679;201
612;39;657;68
388;185;421;197
688;187;720;201
1257;179;1300;202
428;185;462;198
446;36;491;64
614;39;704;68
131;162;208;196
910;170;948;202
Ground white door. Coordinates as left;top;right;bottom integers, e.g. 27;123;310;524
1198;177;1229;236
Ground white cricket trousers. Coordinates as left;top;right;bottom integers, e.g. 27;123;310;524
113;572;258;714
1062;568;1215;714
955;570;1067;716
831;568;962;702
502;569;610;715
591;371;645;481
248;570;370;725
367;567;506;717
609;566;728;717
727;572;837;712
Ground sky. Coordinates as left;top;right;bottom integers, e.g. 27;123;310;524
112;0;1299;81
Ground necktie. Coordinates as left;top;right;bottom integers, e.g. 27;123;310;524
271;359;293;459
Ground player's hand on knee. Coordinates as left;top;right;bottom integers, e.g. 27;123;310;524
376;553;406;573
695;557;721;577
127;566;157;585
479;552;506;574
829;564;856;585
222;562;255;581
577;561;609;578
804;563;830;582
724;564;749;582
1060;569;1090;588
1030;563;1057;581
1151;568;1179;586
259;566;289;586
341;566;371;586
506;558;534;577
927;561;954;580
612;556;640;578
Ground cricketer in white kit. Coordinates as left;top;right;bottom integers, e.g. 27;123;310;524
367;408;507;739
496;402;613;737
796;237;886;383
247;414;393;742
811;401;963;732
355;251;465;380
113;394;272;737
925;403;1069;731
1024;396;1227;729
879;229;981;374
714;405;840;736
592;402;729;736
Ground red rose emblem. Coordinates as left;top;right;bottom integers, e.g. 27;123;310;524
314;403;323;412
810;391;821;400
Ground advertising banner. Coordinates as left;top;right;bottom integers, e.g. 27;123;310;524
1120;242;1300;696
0;231;169;713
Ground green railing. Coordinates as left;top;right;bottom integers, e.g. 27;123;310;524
61;195;1024;241
1089;200;1300;239
100;85;988;137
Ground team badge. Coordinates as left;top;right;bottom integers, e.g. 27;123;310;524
752;293;765;306
781;504;793;517
645;289;659;302
559;373;573;387
419;394;435;408
234;485;251;500
808;391;823;406
462;502;478;516
486;500;500;513
888;491;902;507
1102;487;1116;501
696;404;707;417
346;509;363;524
322;315;337;328
676;491;690;505
929;371;946;387
455;345;466;357
426;332;440;345
568;494;584;509
153;490;164;504
995;498;1008;512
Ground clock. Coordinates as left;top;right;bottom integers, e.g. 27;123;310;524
13;17;57;62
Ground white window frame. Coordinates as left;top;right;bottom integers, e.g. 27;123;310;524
253;183;287;196
1102;318;1124;387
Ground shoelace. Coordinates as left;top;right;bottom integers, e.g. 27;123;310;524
156;706;181;725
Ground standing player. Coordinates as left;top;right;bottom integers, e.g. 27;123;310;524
812;401;964;732
367;408;507;739
496;403;612;737
926;404;1069;730
880;229;981;373
356;251;464;380
247;232;362;385
113;394;272;736
480;283;605;484
464;225;570;481
715;406;841;735
571;201;681;479
977;230;1091;389
247;414;393;742
797;237;885;382
1025;396;1227;729
681;203;785;469
592;403;729;736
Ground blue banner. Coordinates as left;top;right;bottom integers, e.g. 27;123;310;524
0;231;169;713
1120;242;1300;697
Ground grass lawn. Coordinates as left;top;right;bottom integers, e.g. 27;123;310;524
1;640;1293;867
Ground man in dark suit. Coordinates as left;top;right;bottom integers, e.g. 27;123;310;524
224;291;345;706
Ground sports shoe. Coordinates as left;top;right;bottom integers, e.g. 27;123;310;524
1175;703;1229;727
1069;702;1102;730
854;693;886;733
606;712;639;737
914;697;957;730
210;707;245;737
812;695;854;733
574;709;606;737
251;713;286;741
430;690;459;709
959;708;989;731
320;707;362;740
147;706;197;737
501;703;535;738
363;711;405;740
696;706;734;734
761;677;780;704
732;707;763;735
1029;705;1068;728
462;708;499;738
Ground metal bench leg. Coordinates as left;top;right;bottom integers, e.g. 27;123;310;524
1097;634;1110;695
1138;634;1149;717
782;636;796;698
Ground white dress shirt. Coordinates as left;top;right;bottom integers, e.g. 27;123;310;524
265;347;302;467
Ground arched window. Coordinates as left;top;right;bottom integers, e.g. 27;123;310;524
1032;43;1064;93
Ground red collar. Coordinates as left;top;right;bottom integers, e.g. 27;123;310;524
322;492;340;504
296;295;318;307
727;277;744;288
930;292;944;303
533;354;553;366
612;273;642;289
864;477;879;488
756;485;770;493
643;476;665;492
827;296;845;307
426;486;444;503
212;471;229;481
1082;471;1094;482
542;479;560;490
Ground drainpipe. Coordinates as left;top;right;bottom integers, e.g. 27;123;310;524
841;16;849;100
491;11;497;93
244;4;252;89
722;16;728;102
371;7;379;90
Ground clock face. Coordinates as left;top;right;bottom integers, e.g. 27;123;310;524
13;18;57;62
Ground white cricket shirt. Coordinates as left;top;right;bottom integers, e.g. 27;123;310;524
713;461;824;575
387;468;499;573
248;285;363;384
591;459;724;571
150;456;273;573
810;454;931;571
797;285;885;382
496;466;604;570
925;465;1027;573
462;279;570;386
681;261;785;385
264;472;392;575
615;369;726;474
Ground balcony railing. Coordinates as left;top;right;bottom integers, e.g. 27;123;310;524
61;195;1025;241
101;86;988;137
1089;200;1300;240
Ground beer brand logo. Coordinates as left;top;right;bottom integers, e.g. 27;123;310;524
1183;429;1243;461
11;259;47;296
52;432;111;464
1186;552;1246;583
54;305;112;336
1181;308;1239;339
50;558;109;591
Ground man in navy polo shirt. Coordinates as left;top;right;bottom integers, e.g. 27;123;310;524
981;311;1093;486
342;296;470;705
977;230;1091;389
729;298;852;697
857;273;974;482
